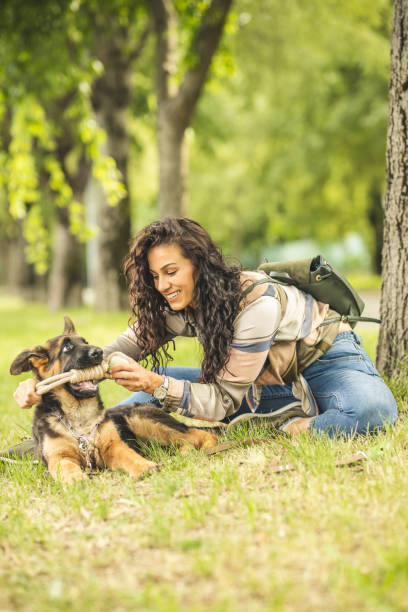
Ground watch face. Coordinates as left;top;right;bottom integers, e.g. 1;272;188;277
153;386;167;401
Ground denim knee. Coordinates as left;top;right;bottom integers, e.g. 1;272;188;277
310;386;398;436
360;394;398;432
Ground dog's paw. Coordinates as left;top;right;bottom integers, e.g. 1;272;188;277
130;460;159;479
193;430;219;450
61;472;88;487
178;442;195;455
201;432;219;449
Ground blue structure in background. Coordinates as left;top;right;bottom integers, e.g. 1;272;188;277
242;233;371;273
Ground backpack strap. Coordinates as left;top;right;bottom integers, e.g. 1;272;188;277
240;278;288;321
239;278;272;302
319;314;381;327
240;278;381;328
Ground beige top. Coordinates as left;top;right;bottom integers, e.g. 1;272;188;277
103;272;341;421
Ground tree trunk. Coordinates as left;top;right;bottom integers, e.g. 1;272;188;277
376;0;408;376
1;222;31;292
48;207;85;312
0;107;34;296
47;123;91;311
92;187;131;311
157;117;188;216
150;0;233;218
367;185;384;275
91;26;134;310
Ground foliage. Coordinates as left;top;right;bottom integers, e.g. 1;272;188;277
0;0;395;278
0;0;130;273
189;0;392;265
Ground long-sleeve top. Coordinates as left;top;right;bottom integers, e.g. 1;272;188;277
103;271;341;421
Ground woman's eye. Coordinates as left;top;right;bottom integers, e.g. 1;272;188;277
168;271;176;276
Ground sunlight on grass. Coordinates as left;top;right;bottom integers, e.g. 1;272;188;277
1;296;407;612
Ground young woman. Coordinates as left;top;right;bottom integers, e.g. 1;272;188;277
14;217;397;437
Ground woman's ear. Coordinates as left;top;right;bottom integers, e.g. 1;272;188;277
9;347;49;375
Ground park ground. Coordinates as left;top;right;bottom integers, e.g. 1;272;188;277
1;295;408;612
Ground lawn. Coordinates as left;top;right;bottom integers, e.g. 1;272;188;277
1;296;408;612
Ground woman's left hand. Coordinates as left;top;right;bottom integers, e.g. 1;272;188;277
109;357;163;393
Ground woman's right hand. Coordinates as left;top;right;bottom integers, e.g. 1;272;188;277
13;379;40;409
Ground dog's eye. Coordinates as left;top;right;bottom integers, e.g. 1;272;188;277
62;343;74;353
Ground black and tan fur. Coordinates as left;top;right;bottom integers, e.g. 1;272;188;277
10;316;218;486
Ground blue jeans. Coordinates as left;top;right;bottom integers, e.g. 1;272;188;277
116;331;397;437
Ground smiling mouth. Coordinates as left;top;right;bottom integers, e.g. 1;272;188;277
166;290;181;301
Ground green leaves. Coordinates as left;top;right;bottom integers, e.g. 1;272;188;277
78;110;126;207
0;0;394;277
0;0;132;276
2;90;126;273
92;157;127;207
187;0;392;266
7;99;42;220
23;204;49;274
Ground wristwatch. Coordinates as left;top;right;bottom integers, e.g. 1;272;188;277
153;375;169;403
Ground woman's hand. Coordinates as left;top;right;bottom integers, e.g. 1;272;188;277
13;378;41;409
109;357;164;394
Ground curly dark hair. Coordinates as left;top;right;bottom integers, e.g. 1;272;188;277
123;217;242;383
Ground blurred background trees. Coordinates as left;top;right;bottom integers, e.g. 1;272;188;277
0;0;392;310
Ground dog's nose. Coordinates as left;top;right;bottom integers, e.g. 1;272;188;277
88;347;103;362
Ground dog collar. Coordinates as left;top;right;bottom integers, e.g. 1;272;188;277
52;413;101;469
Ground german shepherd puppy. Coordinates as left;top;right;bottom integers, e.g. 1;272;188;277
9;317;218;485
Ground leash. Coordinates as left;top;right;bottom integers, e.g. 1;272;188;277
203;437;275;455
35;352;130;395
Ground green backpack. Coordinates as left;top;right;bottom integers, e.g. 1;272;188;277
241;255;380;329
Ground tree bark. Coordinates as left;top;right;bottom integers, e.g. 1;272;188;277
90;23;149;310
157;119;188;216
150;0;233;217
367;185;384;275
376;0;408;375
48;207;86;311
1;221;31;291
0;107;34;296
47;116;90;311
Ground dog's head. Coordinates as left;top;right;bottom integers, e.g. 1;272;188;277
10;316;103;399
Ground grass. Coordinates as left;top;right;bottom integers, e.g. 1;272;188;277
1;297;408;611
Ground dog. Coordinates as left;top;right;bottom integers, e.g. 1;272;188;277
9;316;218;485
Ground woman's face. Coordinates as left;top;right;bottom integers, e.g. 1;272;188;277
147;244;196;310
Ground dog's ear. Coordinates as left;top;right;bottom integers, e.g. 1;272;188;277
10;347;50;375
63;315;76;335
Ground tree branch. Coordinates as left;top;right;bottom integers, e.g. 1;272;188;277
149;0;179;103
176;0;233;128
128;24;152;63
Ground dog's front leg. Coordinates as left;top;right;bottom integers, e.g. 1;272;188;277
43;436;86;486
48;457;86;486
98;422;158;479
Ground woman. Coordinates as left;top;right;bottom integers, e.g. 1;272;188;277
14;217;397;437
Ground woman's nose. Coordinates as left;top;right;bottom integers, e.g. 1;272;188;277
157;275;170;292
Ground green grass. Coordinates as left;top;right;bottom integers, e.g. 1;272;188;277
346;273;381;292
1;298;408;612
